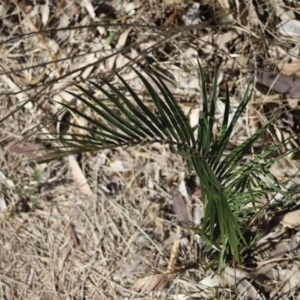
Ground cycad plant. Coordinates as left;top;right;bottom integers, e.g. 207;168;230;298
36;63;290;269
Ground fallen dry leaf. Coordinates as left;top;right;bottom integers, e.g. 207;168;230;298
82;0;96;20
238;0;250;26
68;155;92;195
270;265;300;298
58;225;80;272
217;0;230;9
257;67;300;98
116;28;132;49
224;267;264;300
134;273;175;292
69;224;80;248
281;209;300;228
289;232;300;255
58;239;73;273
9;142;45;158
0;194;7;212
170;186;190;226
40;0;49;26
275;2;295;21
184;3;200;26
200;273;222;287
167;240;180;273
122;249;147;277
277;19;300;37
277;59;300;77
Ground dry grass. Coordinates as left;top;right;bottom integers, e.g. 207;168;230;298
2;0;300;299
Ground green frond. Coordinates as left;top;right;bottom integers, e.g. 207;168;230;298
146;69;196;148
210;83;251;170
31;63;291;270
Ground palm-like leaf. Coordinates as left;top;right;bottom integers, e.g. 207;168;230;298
35;64;289;268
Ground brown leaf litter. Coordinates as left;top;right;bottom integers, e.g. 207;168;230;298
2;0;300;299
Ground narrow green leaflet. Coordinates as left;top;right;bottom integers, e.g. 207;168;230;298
71;87;146;140
57;101;132;142
113;71;168;139
197;63;211;155
147;74;190;147
88;80;163;140
208;65;218;150
217;112;280;179
147;69;196;148
133;70;180;143
210;84;251;170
